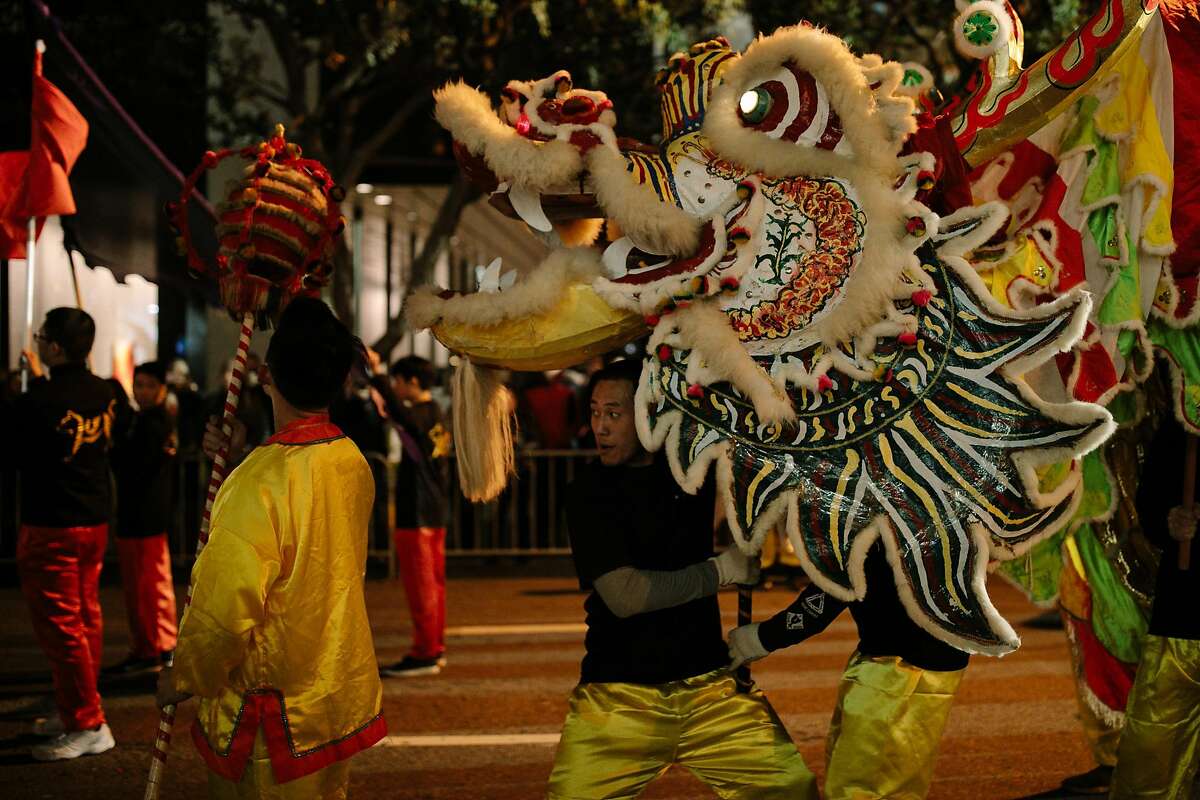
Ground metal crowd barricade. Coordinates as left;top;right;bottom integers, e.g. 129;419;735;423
0;448;598;567
446;449;596;557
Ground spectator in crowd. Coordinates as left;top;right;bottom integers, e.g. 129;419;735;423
519;371;579;450
104;361;179;677
5;308;116;760
207;352;272;450
156;297;385;798
166;358;206;455
370;353;453;677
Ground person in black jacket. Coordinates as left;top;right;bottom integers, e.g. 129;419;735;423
727;543;969;799
1111;410;1200;797
370;354;453;678
8;308;116;760
103;361;179;677
546;360;816;800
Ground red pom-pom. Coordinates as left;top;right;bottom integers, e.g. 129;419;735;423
645;313;661;327
515;112;532;136
215;254;229;269
911;289;932;307
905;217;927;237
686;383;704;398
899;331;918;346
201;150;219;169
817;374;834;392
657;344;673;362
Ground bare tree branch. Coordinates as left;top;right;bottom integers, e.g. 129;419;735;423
341;89;432;186
372;173;480;355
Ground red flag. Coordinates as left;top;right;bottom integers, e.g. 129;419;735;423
0;46;88;258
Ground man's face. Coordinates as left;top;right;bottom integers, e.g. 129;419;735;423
590;379;646;466
133;374;166;409
34;326;63;367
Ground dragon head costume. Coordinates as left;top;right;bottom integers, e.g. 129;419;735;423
406;6;1179;655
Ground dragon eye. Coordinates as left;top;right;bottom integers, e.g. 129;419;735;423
738;88;771;124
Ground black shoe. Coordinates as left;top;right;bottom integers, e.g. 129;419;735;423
1059;765;1113;795
379;654;445;678
160;649;174;666
1023;609;1065;630
101;654;162;677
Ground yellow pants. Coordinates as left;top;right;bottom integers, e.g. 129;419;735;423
1111;634;1200;798
547;669;816;799
207;731;351;800
824;652;965;800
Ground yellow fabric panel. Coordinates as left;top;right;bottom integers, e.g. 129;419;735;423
206;730;350;800
824;652;964;800
977;237;1054;308
1058;535;1091;621
547;670;817;800
431;283;647;371
1093;23;1175;254
174;436;383;756
1111;634;1200;798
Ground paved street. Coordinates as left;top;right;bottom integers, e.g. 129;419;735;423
0;570;1098;799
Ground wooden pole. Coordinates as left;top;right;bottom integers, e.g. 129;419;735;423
144;312;254;800
1181;435;1195;571
735;586;753;692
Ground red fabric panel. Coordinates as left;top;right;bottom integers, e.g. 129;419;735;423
1163;0;1200;318
191;691;387;783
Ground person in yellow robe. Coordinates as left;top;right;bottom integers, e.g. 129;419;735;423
157;298;385;799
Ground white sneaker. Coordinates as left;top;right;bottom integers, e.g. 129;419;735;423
31;724;115;761
32;716;64;736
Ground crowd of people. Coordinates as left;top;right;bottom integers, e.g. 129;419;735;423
4;303;1198;798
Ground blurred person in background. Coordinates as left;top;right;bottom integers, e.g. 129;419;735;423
5;308;116;760
166;358;206;454
104;360;179;678
369;353;452;677
207;352;272;450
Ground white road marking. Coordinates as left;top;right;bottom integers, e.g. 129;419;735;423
379;733;561;747
446;623;586;636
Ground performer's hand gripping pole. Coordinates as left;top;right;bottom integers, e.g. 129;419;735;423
735;586;753;692
1182;435;1196;572
144;312;255;800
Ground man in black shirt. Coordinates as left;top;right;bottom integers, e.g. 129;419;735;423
371;355;453;678
547;360;817;800
1111;412;1200;797
728;543;968;799
105;361;178;677
7;308;116;760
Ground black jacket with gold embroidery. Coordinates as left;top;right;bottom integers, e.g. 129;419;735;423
9;363;115;527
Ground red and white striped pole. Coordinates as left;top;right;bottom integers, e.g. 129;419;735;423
145;312;255;800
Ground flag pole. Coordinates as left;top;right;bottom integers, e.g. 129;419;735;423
20;216;36;393
19;40;47;394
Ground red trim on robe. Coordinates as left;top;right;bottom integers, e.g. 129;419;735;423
192;691;387;783
265;414;344;446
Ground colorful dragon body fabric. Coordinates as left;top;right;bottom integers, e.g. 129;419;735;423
412;23;1133;655
900;0;1196;726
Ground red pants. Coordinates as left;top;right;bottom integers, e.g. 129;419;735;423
394;527;446;659
116;535;178;659
17;524;108;731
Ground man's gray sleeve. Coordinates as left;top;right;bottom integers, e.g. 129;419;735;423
592;562;720;618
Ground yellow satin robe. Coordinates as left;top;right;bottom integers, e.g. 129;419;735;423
173;417;385;788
